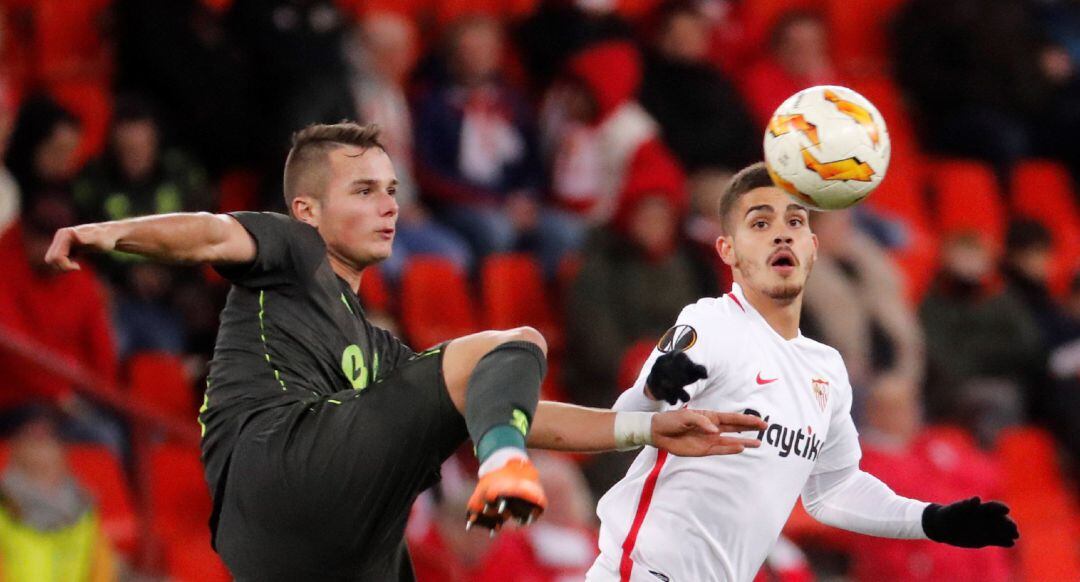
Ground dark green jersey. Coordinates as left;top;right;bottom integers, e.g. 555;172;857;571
198;212;414;505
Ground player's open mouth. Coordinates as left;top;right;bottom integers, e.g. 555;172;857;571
769;249;797;274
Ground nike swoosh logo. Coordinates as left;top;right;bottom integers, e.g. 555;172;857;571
756;372;778;385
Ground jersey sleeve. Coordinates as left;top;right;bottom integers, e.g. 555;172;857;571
612;303;724;411
810;364;862;475
213;211;327;288
371;326;416;380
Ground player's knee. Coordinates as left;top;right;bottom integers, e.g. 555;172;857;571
505;326;548;356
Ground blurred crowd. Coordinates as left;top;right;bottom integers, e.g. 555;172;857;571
1;0;1080;580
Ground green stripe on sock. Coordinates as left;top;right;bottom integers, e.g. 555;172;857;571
475;424;527;463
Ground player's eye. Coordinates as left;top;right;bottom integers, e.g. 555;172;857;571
789;217;804;227
387;187;397;196
752;220;768;229
356;188;371;196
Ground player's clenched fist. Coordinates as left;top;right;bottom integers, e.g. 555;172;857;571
646;352;707;405
651;409;766;457
45;224;119;272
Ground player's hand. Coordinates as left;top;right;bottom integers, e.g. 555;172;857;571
651;409;766;457
646;352;707;405
922;497;1019;548
45;224;118;272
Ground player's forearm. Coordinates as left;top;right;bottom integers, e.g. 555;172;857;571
100;213;246;264
528;401;619;452
802;466;929;539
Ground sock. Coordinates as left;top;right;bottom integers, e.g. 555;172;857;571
466;340;546;466
478;447;530;477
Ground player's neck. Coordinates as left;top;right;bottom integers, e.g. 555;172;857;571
328;252;363;293
739;284;802;340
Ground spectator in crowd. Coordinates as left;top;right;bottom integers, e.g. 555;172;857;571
543;41;684;232
892;0;1056;171
685;169;734;288
514;0;634;95
1031;1;1080;181
0;411;116;582
0;193;121;451
803;209;925;388
740;10;842;127
345;12;473;282
415;16;578;275
639;0;758;172
409;452;597;581
564;152;714;411
852;373;1012;582
114;0;256;173
1046;274;1080;474
920;232;1042;438
4;95;82;201
72;95;213;356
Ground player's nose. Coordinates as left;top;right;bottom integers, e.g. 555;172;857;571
773;234;793;245
380;191;398;216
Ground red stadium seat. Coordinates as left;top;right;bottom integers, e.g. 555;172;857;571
617;339;655;391
166;530;232;582
1010;160;1080;298
217;169;260;213
996;427;1080;581
401;257;478;350
147;442;213;542
66;444;139;556
128;352;196;425
480;253;561;350
928;159;1006;250
359;264;393;314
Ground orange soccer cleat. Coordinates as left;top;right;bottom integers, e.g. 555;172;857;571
465;458;547;534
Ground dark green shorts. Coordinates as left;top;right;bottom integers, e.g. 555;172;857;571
214;347;468;581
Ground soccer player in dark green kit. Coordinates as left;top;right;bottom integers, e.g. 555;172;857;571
45;123;766;581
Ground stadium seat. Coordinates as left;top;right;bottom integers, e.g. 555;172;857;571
146;442;213;543
216;169;260;213
359;264;392;314
928;159;1006;250
617;339;656;391
995;426;1080;581
66;444;140;556
480;253;561;350
166;530;232;582
401;257;479;349
1009;160;1080;298
826;0;909;77
127;352;196;425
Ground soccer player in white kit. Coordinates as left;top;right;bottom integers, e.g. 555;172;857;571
587;162;1019;582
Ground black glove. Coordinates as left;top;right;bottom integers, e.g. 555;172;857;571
922;497;1019;548
646;352;707;405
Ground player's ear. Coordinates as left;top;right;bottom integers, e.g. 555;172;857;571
291;195;320;227
716;235;736;267
811;232;819;262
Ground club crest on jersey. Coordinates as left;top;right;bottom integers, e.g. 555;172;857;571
811;378;830;412
657;325;697;353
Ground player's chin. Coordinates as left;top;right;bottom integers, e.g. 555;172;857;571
764;280;803;301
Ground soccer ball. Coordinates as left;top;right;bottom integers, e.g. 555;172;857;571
763;85;890;211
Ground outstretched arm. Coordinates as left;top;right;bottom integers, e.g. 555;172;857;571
528;401;765;456
802;465;1019;547
45;212;256;271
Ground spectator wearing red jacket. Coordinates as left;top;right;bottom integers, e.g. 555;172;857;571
0;192;120;451
740;10;843;127
543;41;686;229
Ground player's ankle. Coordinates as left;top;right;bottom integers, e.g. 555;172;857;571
478;447;530;477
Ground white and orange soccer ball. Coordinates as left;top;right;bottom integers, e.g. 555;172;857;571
763;85;890;211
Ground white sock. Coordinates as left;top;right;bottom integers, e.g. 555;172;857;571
478;447;530;477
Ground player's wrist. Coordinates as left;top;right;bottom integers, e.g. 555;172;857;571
614;411;655;451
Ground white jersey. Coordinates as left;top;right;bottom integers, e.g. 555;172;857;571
589;284;863;582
